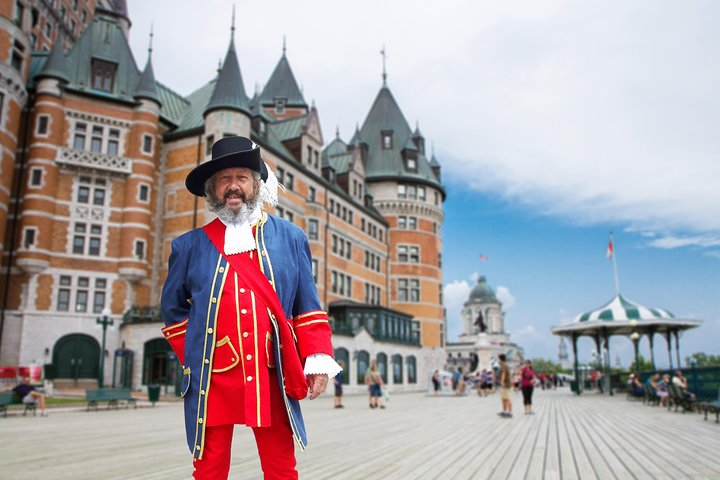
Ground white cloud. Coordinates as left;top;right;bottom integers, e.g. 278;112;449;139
443;280;471;341
127;0;720;240
645;234;720;249
516;325;537;336
496;286;515;309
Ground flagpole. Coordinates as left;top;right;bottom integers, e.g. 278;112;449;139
609;232;620;295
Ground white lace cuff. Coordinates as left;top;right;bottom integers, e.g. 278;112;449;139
304;353;342;378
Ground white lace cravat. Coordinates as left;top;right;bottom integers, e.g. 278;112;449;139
220;206;262;255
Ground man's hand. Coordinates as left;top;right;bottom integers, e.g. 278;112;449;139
306;373;329;400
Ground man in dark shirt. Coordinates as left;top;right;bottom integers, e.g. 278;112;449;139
13;377;47;416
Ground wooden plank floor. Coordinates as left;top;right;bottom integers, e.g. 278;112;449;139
0;388;718;479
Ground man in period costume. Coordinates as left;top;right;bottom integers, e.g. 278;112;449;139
161;136;341;479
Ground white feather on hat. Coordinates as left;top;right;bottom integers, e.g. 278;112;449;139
258;162;286;207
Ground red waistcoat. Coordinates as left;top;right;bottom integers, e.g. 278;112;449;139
207;252;277;428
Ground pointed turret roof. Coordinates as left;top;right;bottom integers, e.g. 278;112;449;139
37;40;69;83
357;84;444;195
134;48;159;104
58;10;140;102
322;131;348;164
204;33;250;116
259;47;306;108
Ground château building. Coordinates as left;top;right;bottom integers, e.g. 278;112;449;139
0;1;446;393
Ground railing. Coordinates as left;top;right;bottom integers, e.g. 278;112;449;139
123;306;162;324
635;366;720;401
331;321;421;346
57;147;132;175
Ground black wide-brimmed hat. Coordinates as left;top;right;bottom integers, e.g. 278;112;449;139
185;136;268;197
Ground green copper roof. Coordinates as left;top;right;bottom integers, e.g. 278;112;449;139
466;276;498;304
328;152;353;175
134;57;160;103
259;53;306;107
61;10;142;103
156;82;189;127
269;115;306;142
358;85;443;192
175;79;216;132
204;37;250;115
322;135;347;163
38;41;69;83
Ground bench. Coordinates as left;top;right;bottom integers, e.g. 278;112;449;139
698;401;720;423
86;388;137;411
0;391;38;417
667;383;695;413
643;388;660;406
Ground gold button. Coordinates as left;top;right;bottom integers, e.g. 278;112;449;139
243;332;249;338
247;376;253;381
211;297;217;303
196;446;200;451
198;418;203;424
204;359;209;364
261;251;267;256
241;309;247;314
230;358;235;362
200;390;205;395
246;354;252;360
207;328;213;334
219;267;224;273
240;288;246;293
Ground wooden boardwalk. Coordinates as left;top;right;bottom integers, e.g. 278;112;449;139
0;388;718;479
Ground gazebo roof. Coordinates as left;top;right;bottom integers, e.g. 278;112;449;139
552;294;701;337
575;294;673;322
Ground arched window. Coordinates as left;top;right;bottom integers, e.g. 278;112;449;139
392;354;403;384
356;350;369;385
334;347;350;385
407;355;417;384
377;352;388;383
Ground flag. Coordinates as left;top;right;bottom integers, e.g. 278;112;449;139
606;239;614;259
479;255;488;261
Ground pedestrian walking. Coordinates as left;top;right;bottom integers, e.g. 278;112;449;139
497;354;513;418
334;361;345;408
520;360;536;414
365;360;386;409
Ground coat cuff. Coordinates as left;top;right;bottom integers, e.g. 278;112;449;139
303;353;342;378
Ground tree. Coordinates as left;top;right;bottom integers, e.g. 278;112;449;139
685;352;720;367
529;358;563;374
628;354;653;373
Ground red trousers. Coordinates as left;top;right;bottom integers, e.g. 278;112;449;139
192;380;298;480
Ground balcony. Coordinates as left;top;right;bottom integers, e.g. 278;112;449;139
123;305;162;325
57;147;132;175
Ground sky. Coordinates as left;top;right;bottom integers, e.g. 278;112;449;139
125;0;720;367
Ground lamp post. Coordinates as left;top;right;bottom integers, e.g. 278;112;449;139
630;332;640;373
97;308;113;389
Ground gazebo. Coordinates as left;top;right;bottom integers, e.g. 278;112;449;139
552;293;701;394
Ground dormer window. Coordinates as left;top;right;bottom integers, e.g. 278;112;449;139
274;98;286;114
91;59;117;92
406;158;417;172
382;130;393;150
